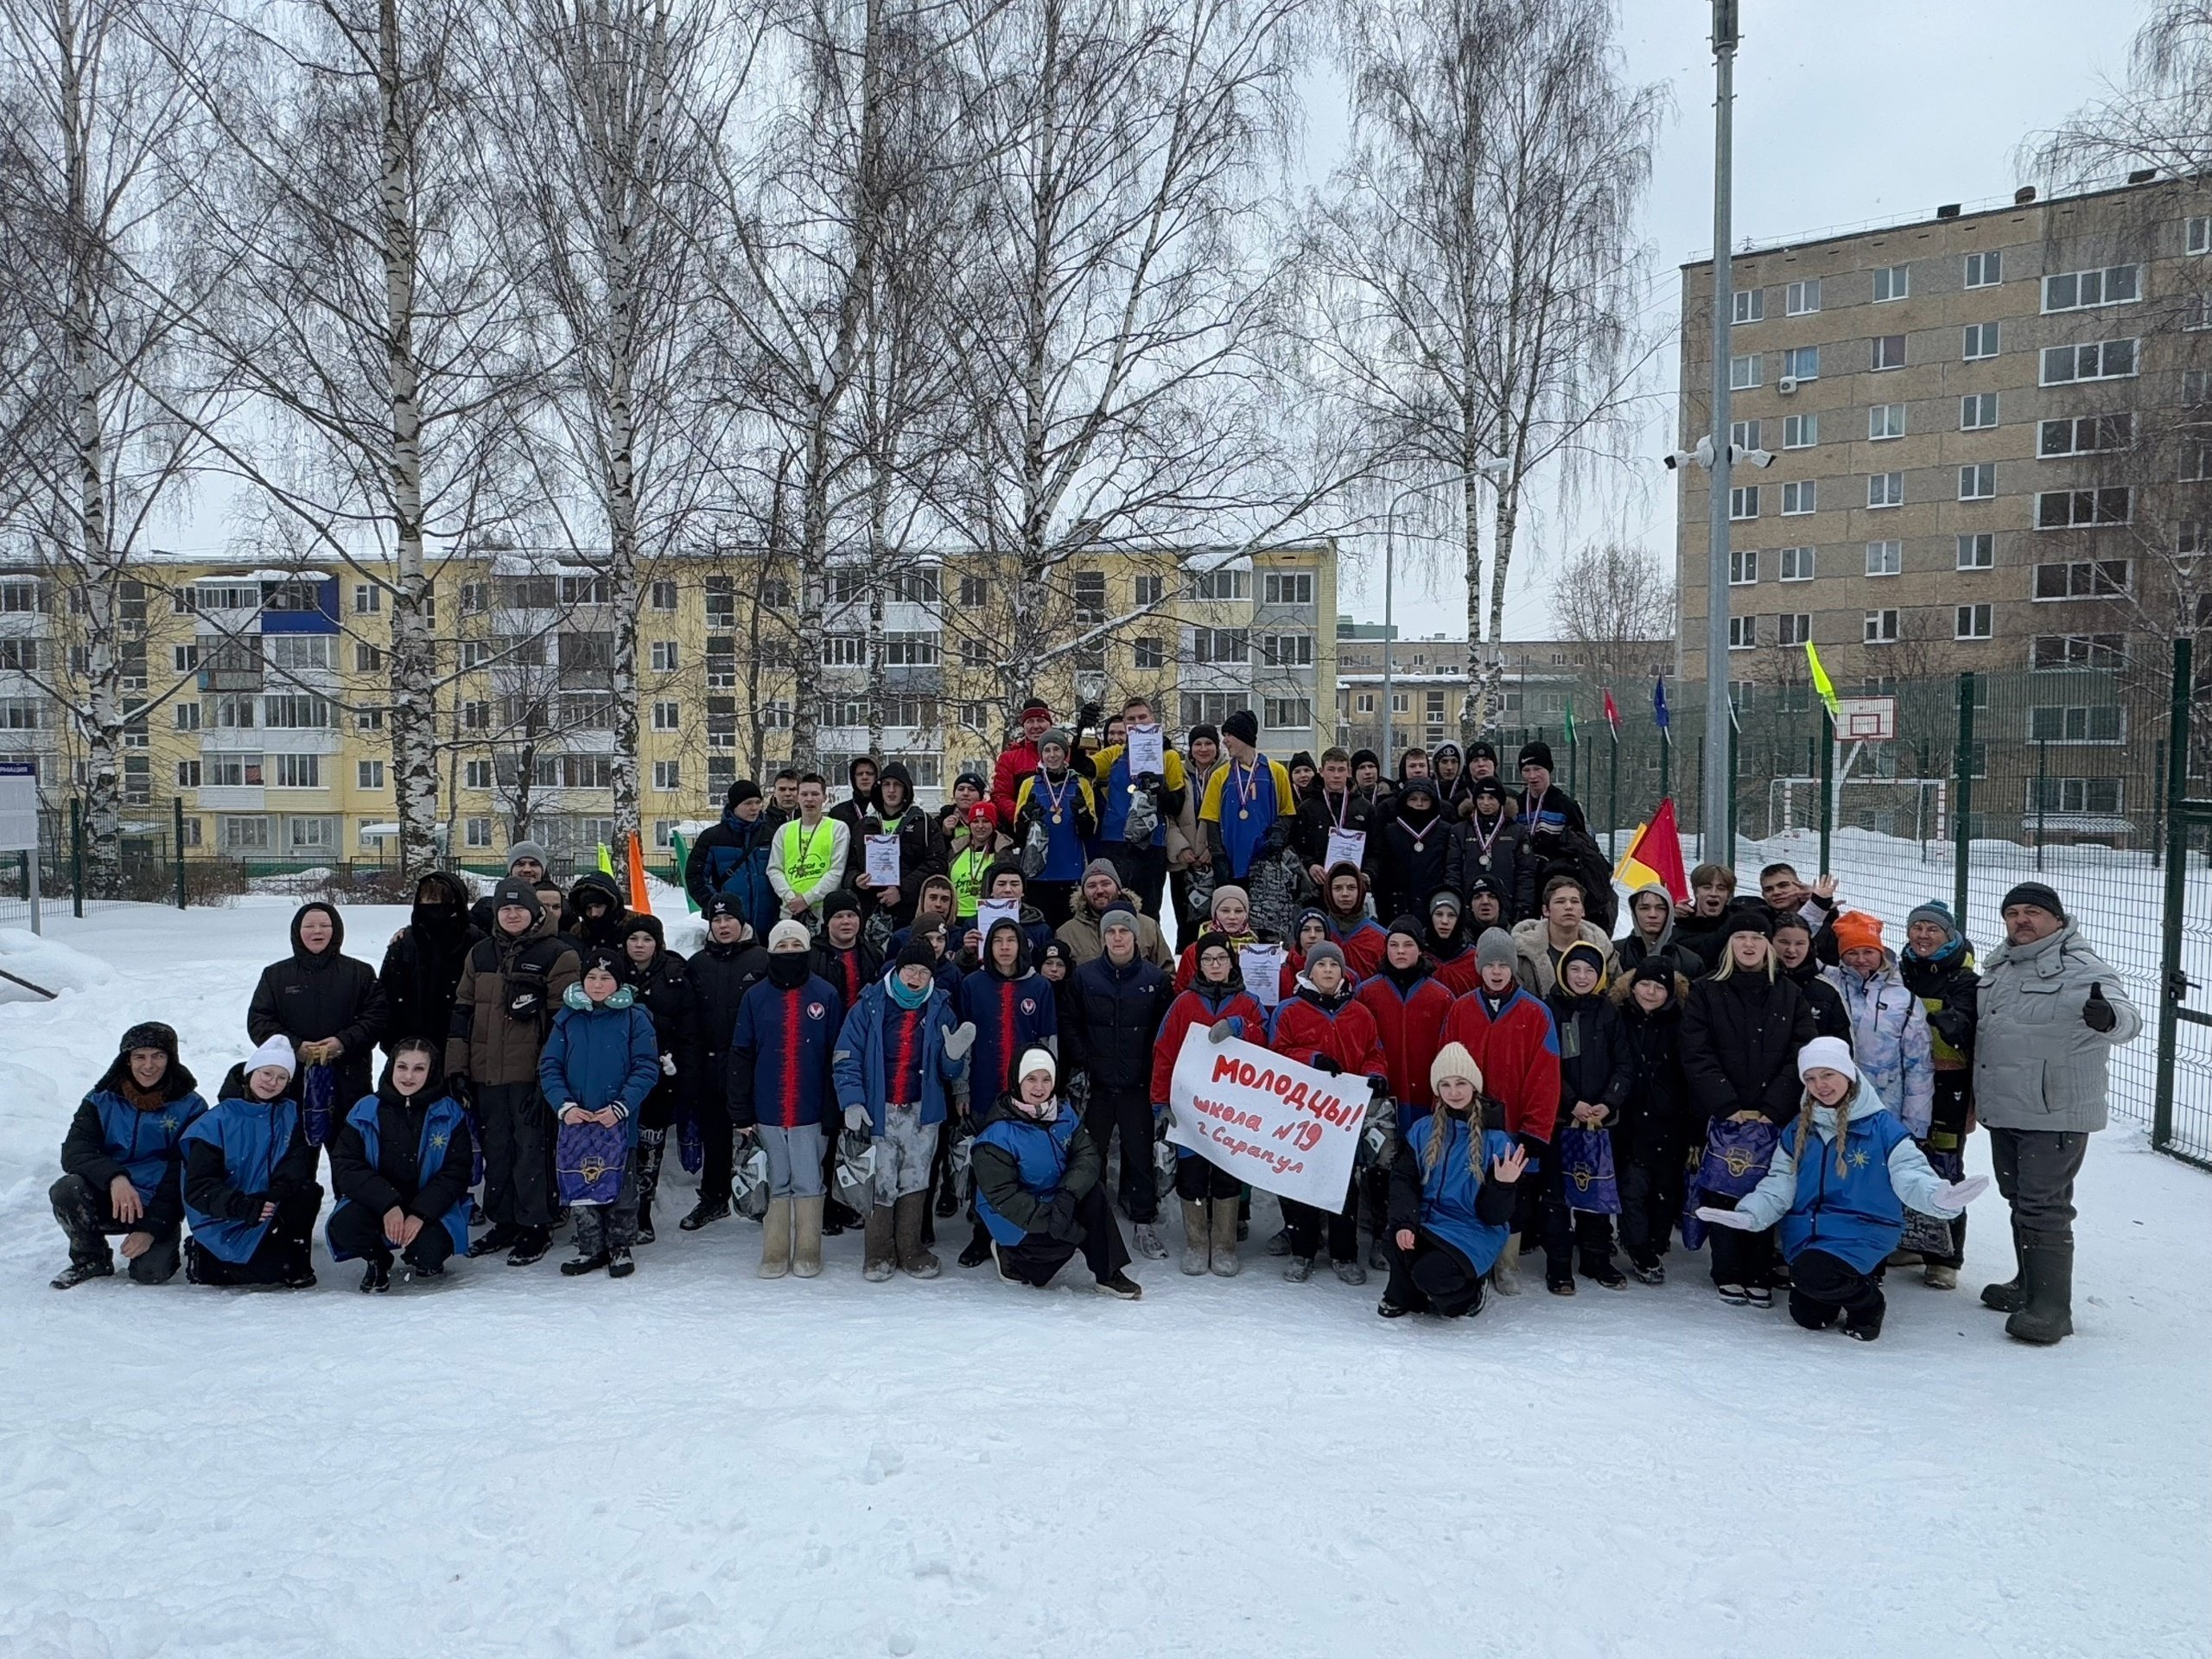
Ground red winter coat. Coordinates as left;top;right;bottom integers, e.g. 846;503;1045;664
1440;985;1562;1141
1150;983;1268;1104
1267;986;1388;1084
1325;915;1389;982
1173;936;1299;1002
990;741;1042;834
1355;971;1454;1115
1433;950;1484;999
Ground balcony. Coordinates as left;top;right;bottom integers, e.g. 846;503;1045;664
199;667;264;693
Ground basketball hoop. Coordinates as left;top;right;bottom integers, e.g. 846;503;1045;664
1835;696;1897;742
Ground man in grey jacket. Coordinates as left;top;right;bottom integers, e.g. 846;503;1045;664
1973;880;2141;1344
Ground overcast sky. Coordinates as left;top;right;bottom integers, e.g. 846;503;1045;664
1343;0;2162;644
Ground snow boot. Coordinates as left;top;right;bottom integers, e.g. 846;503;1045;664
1180;1201;1211;1274
1981;1221;2028;1313
1132;1223;1167;1262
1283;1255;1313;1283
634;1128;666;1244
359;1257;391;1294
678;1195;730;1233
1096;1270;1142;1300
894;1192;939;1279
1367;1238;1389;1272
758;1198;793;1279
791;1196;824;1278
1264;1228;1292;1257
50;1257;115;1291
2005;1231;2074;1344
958;1224;994;1268
466;1224;518;1259
1376;1298;1411;1319
1923;1262;1959;1289
1582;1254;1627;1290
607;1247;635;1280
863;1206;898;1282
561;1249;610;1276
1490;1234;1522;1296
505;1226;551;1268
1334;1258;1368;1287
1630;1257;1666;1287
1209;1198;1241;1277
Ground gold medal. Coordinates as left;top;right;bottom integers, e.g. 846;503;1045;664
1238;809;1249;820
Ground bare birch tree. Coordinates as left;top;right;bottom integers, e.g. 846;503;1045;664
1548;541;1675;692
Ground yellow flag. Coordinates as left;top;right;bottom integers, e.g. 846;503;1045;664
596;842;614;876
1804;640;1842;717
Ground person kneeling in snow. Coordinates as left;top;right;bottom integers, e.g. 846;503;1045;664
327;1038;474;1292
538;951;662;1279
49;1022;208;1289
181;1037;322;1288
972;1049;1141;1300
1379;1043;1525;1319
1696;1037;1985;1343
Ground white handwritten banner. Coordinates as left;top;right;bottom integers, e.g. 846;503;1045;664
1166;1027;1362;1209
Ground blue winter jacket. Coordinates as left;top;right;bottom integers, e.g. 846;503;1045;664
832;979;967;1131
537;989;663;1152
1402;1111;1519;1274
957;960;1058;1109
689;809;779;939
972;1102;1084;1246
1732;1081;1954;1274
326;1090;472;1259
90;1086;208;1207
1821;952;1935;1136
181;1095;302;1263
728;975;845;1129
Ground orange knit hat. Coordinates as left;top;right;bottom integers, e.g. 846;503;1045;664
1832;910;1885;955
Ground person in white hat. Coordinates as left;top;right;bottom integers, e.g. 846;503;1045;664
969;1048;1141;1300
181;1036;322;1288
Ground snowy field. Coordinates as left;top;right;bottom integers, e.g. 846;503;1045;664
1;894;2208;1659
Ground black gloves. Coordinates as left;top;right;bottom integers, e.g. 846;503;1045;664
1045;1190;1084;1243
2083;982;2117;1033
1311;1055;1343;1077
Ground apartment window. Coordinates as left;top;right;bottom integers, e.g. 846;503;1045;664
2040;339;2138;385
162;643;194;675
1864;609;1900;644
1872;264;1910;302
652;760;681;792
891;567;940;603
2191;215;2212;256
558;574;610;607
1128;574;1165;608
1777;613;1812;646
209;753;262;788
1730;419;1761;452
1262;697;1313;728
1867;473;1904;509
353;583;381;614
1261;632;1313;667
1729;353;1761;390
264;694;331;728
1780;480;1816;516
700;576;738;627
1782;345;1820;380
464;760;493;790
458;582;487;616
2181;520;2209;555
652;701;679;732
175;760;200;789
2030;777;2124;815
174;701;201;732
2029;705;2123;744
2042;264;2139;312
1732;289;1764;324
1729;549;1758;585
650;640;678;671
1955;604;1993;639
641;579;675;613
1871;334;1906;372
355;706;384;732
2031;633;2127;671
2185;294;2212;333
1729;486;1760;520
1959;463;1996;500
1961;392;1999;430
1190;569;1249;601
1727;615;1757;651
817;697;866;730
1869;404;1905;441
463;700;490;731
1957;533;1995;570
560;754;615;790
885;631;938;667
2031;559;2131;599
2186;441;2212;482
959;636;990;669
266;636;332;671
1263;570;1314;606
1783;413;1818;449
358;760;385;790
1778;545;1815;582
1866;540;1903;577
221;815;270;851
958;574;989;608
1133;636;1166;670
1964;250;2002;289
271;753;321;789
1180;692;1252;728
2035;488;2132;530
1192;627;1249;664
1784;278;1821;315
821;634;863;667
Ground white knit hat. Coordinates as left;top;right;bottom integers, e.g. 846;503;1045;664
1016;1046;1058;1085
244;1034;296;1083
767;919;812;952
1796;1035;1858;1083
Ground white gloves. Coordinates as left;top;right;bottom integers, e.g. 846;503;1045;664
1929;1175;1989;1213
658;1052;677;1077
1694;1205;1757;1231
844;1104;869;1132
1207;1019;1235;1045
942;1020;977;1061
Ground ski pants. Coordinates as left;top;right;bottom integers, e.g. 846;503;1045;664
995;1181;1132;1287
1385;1231;1487;1318
1787;1247;1885;1334
49;1174;181;1284
478;1081;556;1230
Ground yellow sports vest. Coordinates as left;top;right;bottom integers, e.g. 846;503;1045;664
950;848;988;917
777;818;839;893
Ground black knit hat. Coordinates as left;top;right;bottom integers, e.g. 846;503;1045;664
1386;914;1425;945
726;779;763;810
492;880;542;919
1518;740;1554;772
1723;906;1774;941
1222;709;1259;746
622;912;664;946
1350;747;1380;771
820;888;862;921
895;934;939;971
1188;722;1220;747
702;893;747;924
581;946;626;980
1999;880;2066;922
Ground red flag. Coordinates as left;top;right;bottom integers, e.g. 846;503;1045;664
1611;797;1689;902
1602;689;1621;735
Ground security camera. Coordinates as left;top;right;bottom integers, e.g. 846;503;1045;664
1733;445;1774;469
1663;435;1716;471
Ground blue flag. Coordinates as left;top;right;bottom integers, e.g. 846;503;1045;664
1652;674;1670;731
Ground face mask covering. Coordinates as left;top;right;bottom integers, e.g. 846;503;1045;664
889;974;931;1010
767;952;811;989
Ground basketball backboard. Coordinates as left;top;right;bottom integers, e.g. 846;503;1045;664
1835;696;1897;741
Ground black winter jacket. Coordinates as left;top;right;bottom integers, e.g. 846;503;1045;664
247;903;388;1109
1781;954;1852;1043
620;937;696;1132
1545;986;1633;1134
1065;953;1173;1092
685;937;770;1109
377;874;482;1055
1612;976;1691;1154
1680;969;1818;1126
329;1082;474;1222
1458;811;1531;919
1371;808;1462;923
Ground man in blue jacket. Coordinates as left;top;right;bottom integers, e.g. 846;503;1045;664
833;937;976;1281
684;779;779;940
49;1022;208;1288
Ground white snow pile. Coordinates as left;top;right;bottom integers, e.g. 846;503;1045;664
0;896;2203;1659
0;927;115;1003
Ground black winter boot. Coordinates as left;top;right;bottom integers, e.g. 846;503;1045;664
467;1224;519;1259
634;1128;666;1244
1981;1220;2028;1313
50;1258;115;1290
2005;1231;2073;1344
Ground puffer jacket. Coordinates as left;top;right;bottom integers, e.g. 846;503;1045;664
1732;1078;1954;1274
1821;951;1935;1135
537;987;663;1152
971;1094;1102;1245
1973;921;2141;1134
247;902;388;1109
446;909;583;1086
1681;967;1818;1126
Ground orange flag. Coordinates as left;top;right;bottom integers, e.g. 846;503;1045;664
626;831;653;915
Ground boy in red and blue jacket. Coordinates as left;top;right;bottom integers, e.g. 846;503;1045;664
730;920;847;1279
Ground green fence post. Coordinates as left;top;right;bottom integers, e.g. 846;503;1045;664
2154;638;2194;1155
1952;672;1975;927
1726;716;1738;855
173;797;188;909
1818;705;1834;876
2034;739;2048;874
69;798;83;918
1606;731;1619;861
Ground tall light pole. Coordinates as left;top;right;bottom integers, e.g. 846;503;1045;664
1382;463;1504;762
1702;0;1740;863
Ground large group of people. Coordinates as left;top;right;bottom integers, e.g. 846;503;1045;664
45;698;2141;1345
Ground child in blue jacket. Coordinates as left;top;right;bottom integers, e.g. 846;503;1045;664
182;1036;321;1288
50;1021;208;1288
1381;1041;1526;1320
539;950;662;1278
1698;1036;1986;1342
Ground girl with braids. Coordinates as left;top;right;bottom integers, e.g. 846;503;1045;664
1378;1042;1527;1319
1698;1038;1985;1342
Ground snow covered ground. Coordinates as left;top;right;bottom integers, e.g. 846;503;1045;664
1;896;2207;1659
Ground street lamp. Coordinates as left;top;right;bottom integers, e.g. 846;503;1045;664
1701;0;1743;863
1382;461;1508;763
